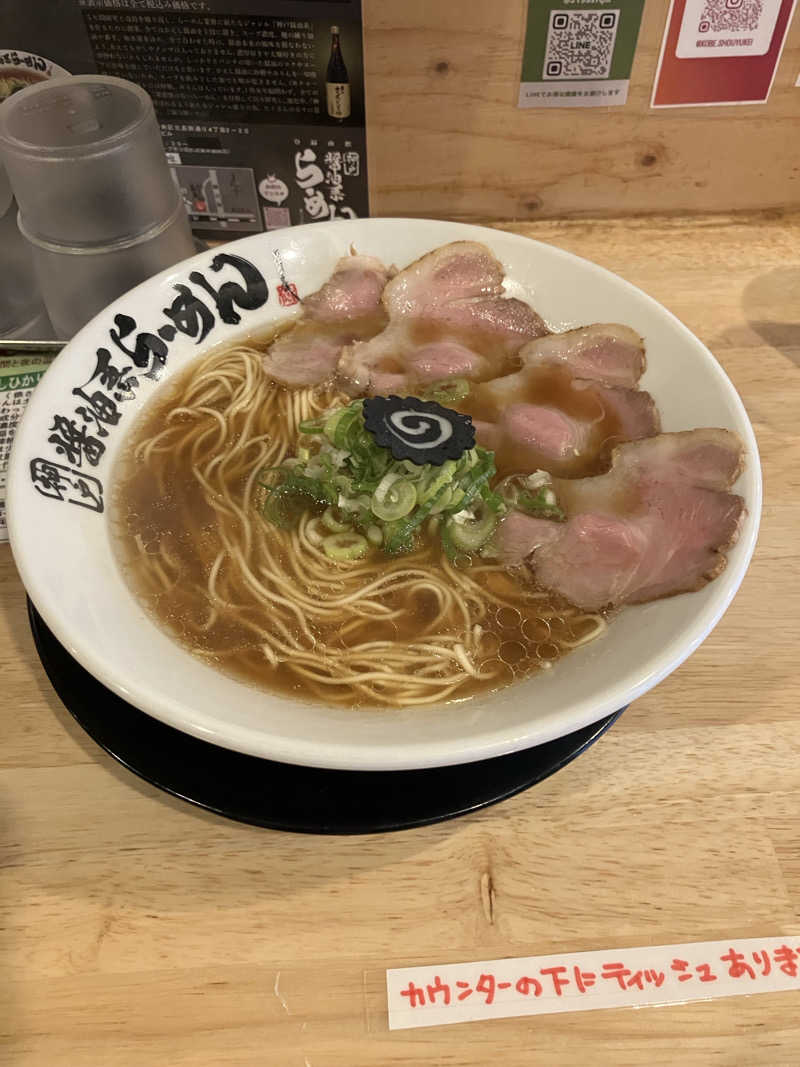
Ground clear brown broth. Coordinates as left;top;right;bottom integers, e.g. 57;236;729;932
111;320;606;708
460;365;628;478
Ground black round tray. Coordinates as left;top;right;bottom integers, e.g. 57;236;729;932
28;600;624;834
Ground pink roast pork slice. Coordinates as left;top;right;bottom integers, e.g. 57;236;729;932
337;241;549;395
263;252;392;386
492;429;745;609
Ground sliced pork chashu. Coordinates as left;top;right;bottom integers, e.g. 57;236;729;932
337;241;549;395
262;253;392;387
492;429;745;609
466;324;656;478
517;324;646;389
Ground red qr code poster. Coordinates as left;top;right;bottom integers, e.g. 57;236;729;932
652;0;797;106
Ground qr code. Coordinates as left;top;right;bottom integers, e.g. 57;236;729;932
543;10;620;80
697;0;763;33
264;206;291;231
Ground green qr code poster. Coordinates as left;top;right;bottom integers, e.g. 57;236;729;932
519;0;646;108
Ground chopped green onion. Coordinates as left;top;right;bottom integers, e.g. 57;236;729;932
418;460;456;505
517;488;565;521
262;484;323;529
401;459;426;477
299;418;325;434
428;486;452;515
321;506;351;533
382;518;416;555
259;397;508;558
324;402;364;450
445;507;498;552
496;473;562;520
371;473;417;521
322;532;368;560
439;518;459;560
323;407;347;442
480;481;507;514
338;492;372;512
282;472;336;506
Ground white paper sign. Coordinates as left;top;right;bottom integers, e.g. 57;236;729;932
676;0;781;58
0;352;54;541
386;937;800;1030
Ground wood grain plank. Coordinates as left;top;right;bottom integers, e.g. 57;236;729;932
363;2;800;219
1;213;799;1064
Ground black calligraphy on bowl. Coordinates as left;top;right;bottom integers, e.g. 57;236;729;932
30;253;269;515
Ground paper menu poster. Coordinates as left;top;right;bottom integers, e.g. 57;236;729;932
518;0;646;108
652;0;798;106
0;0;369;237
0;348;57;543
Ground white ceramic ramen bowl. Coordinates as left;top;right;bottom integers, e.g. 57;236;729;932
7;219;761;771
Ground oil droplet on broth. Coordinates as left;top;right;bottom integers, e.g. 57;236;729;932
479;657;516;687
522;616;551;643
499;640;527;667
478;631;501;657
496;605;522;630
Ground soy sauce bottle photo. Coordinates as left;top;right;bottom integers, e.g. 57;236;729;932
326;25;351;121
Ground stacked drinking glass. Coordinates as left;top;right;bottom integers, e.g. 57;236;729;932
0;156;50;339
0;76;195;339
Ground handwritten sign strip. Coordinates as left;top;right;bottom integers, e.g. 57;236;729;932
386;937;800;1030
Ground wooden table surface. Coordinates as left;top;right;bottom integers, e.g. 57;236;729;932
1;213;798;1066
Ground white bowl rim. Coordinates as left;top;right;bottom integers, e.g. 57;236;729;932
7;218;762;770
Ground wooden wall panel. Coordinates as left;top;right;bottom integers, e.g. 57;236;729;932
362;0;800;219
